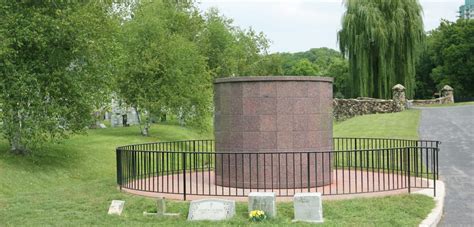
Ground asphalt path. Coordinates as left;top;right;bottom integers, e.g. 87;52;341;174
417;105;474;226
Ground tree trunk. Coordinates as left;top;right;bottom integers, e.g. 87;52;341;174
141;125;149;137
134;106;150;137
8;109;28;155
10;132;27;155
141;112;151;137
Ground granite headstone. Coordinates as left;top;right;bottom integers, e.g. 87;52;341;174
248;192;277;218
293;192;323;223
187;199;235;221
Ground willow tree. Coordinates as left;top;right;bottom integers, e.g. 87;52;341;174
338;0;424;98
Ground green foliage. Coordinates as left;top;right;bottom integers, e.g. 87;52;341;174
0;1;119;153
414;42;437;99
278;47;342;75
251;53;285;76
327;58;350;98
260;48;349;97
339;0;424;99
117;1;212;135
0;0;272;149
428;19;474;99
116;2;271;136
289;59;319;76
198;7;270;78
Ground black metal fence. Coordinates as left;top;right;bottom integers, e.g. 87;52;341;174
116;138;439;200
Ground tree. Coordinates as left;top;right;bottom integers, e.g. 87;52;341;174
428;19;474;99
264;48;349;96
414;38;437;99
116;2;271;136
198;8;236;78
0;1;119;154
252;53;284;76
117;1;212;136
338;0;424;98
327;58;349;98
198;8;270;78
289;59;319;76
278;48;342;76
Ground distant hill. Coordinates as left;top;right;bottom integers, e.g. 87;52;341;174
276;47;343;75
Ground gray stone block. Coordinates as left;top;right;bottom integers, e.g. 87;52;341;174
293;192;323;223
248;192;277;218
187;199;235;221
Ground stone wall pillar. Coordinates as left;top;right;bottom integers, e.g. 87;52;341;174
441;85;454;104
392;84;406;111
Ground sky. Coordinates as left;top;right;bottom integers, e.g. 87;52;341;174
198;0;465;53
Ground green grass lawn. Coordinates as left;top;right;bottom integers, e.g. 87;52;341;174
334;109;420;139
0;110;434;226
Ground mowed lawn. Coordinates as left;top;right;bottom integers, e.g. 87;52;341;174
0;110;434;226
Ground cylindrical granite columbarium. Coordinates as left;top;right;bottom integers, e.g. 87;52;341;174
214;76;333;189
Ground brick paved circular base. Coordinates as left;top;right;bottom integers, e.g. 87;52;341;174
121;169;428;201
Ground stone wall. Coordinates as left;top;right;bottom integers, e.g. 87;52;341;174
409;85;454;106
333;84;406;121
333;84;454;120
410;96;452;106
333;98;401;121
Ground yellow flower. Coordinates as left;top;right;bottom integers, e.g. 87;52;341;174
249;210;257;217
249;210;265;218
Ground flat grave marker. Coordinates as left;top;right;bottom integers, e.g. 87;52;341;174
108;200;125;215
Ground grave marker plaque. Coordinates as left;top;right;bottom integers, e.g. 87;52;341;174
108;200;125;215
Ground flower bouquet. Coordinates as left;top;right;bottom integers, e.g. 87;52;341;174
249;210;266;222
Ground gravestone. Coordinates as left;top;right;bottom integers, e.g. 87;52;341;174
248;192;277;218
293;192;323;223
143;197;179;217
187;199;235;221
108;200;125;215
156;197;166;215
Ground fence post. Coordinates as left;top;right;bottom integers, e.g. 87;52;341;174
182;152;187;201
436;141;440;180
116;149;122;190
132;145;136;178
407;147;411;193
307;153;311;192
433;148;437;197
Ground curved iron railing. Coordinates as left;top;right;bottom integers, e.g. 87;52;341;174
116;138;439;200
